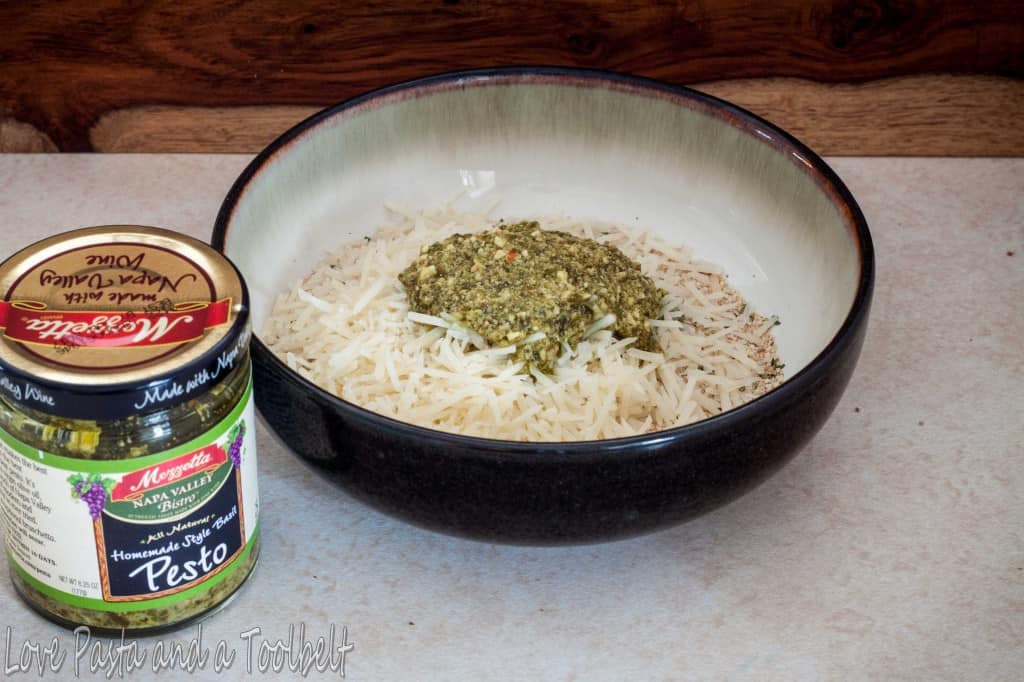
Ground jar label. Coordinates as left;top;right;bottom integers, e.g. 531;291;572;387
0;377;259;612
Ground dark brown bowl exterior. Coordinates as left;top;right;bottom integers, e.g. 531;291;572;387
214;67;874;544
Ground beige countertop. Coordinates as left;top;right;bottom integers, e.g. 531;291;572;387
0;155;1020;680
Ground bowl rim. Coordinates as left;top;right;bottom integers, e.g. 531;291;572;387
212;66;874;456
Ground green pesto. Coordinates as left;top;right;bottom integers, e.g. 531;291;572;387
0;358;247;460
399;221;664;373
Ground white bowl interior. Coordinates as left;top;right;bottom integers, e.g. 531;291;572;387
224;79;860;377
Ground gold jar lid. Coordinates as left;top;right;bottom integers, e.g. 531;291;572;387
0;226;250;419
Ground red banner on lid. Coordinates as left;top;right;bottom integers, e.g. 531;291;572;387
0;298;231;349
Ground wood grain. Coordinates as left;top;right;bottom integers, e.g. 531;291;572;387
89;106;319;153
0;120;57;153
0;1;1021;154
694;74;1024;156
82;74;1024;156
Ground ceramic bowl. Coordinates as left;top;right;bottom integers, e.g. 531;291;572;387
213;68;873;544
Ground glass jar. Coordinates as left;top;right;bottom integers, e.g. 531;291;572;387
0;226;259;635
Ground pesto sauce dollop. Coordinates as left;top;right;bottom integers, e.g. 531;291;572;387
399;221;665;373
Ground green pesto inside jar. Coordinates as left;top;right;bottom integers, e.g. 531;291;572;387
0;351;258;635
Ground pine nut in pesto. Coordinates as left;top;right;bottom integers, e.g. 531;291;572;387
0;226;259;635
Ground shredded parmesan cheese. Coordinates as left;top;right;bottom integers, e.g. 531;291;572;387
262;206;784;441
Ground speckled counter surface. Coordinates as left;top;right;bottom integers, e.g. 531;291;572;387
0;155;1020;680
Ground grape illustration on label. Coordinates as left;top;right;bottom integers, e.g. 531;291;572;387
227;420;246;470
68;474;116;520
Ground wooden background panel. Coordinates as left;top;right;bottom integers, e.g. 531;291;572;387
86;75;1024;156
1;0;1022;155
